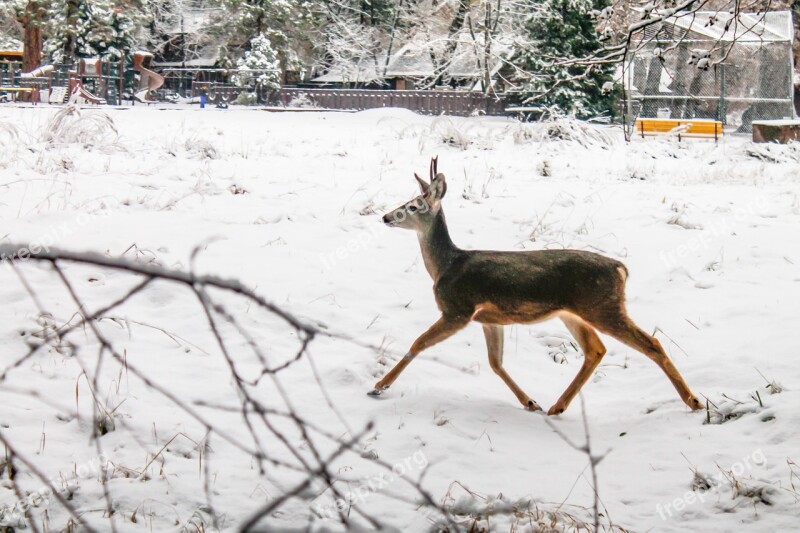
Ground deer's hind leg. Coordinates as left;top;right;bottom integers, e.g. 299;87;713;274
547;313;607;416
483;325;541;411
591;312;702;411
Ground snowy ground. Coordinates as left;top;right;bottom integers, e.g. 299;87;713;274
0;104;799;532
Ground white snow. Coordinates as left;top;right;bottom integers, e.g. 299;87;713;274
0;104;799;531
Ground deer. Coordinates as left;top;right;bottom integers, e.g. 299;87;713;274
368;157;702;415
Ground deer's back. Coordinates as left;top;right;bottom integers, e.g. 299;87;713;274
434;249;628;321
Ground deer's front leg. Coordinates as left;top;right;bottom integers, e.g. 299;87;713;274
369;315;468;396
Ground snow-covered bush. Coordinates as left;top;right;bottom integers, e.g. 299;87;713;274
424;117;473;151
40;104;118;148
745;142;800;163
233;91;259;106
513;116;616;148
288;93;317;108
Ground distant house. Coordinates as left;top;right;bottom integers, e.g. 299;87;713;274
153;6;222;69
150;6;223;95
311;33;511;92
311;53;389;88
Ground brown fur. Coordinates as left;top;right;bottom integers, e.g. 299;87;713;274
372;158;701;414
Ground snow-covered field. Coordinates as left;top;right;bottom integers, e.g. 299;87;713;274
0;104;799;532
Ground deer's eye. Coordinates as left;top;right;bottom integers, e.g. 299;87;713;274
407;205;418;213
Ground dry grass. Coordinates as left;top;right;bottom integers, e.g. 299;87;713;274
40;104;119;148
513;117;616;149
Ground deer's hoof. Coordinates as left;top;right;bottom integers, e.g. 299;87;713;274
367;388;386;397
525;399;543;412
547;404;566;416
687;395;703;411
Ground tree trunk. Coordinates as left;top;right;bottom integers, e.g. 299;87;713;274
482;0;492;94
22;1;43;72
64;0;81;63
436;0;470;85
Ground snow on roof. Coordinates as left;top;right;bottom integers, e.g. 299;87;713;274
315;33;512;83
386;35;510;78
0;35;22;51
154;56;219;68
164;7;220;35
312;54;388;84
384;42;436;78
659;10;792;43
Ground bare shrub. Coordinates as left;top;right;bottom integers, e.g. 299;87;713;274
40;104;119;148
514;117;616;149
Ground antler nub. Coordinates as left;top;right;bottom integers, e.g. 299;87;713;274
430;156;438;182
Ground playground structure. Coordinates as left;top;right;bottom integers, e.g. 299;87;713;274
67;58;108;104
132;51;165;102
0;50;165;106
2;52;269;106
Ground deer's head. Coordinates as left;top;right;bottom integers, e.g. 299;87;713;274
382;157;447;231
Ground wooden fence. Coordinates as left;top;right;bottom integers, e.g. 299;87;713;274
275;88;506;116
191;83;506;116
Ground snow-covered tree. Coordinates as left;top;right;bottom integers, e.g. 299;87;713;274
0;1;45;71
210;0;315;77
513;0;616;117
0;2;24;50
47;0;149;61
234;32;281;91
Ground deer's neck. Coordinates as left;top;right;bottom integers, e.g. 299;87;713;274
417;210;460;281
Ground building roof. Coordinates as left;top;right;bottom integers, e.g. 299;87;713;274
648;10;792;43
154;56;219;68
164;7;221;35
0;36;22;51
387;36;510;78
312;54;388;84
313;33;511;84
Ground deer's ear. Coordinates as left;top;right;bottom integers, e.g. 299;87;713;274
429;173;447;200
414;173;430;194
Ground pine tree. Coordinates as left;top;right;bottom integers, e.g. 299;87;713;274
86;2;145;59
212;0;315;74
45;0;148;62
514;0;616;118
234;33;281;91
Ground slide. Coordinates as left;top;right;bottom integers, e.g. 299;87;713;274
21;64;54;78
133;51;165;103
69;83;107;105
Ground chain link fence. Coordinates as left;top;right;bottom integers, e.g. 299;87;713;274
623;10;794;133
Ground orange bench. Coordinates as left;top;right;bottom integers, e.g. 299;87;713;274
0;87;38;104
636;118;722;141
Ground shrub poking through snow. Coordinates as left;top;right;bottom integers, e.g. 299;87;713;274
434;484;628;531
514;116;616;149
0;122;20;146
425;117;473;150
288;93;317;108
745;142;800;163
704;381;781;425
40;104;118;147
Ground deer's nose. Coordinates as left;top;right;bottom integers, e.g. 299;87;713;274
382;214;392;224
